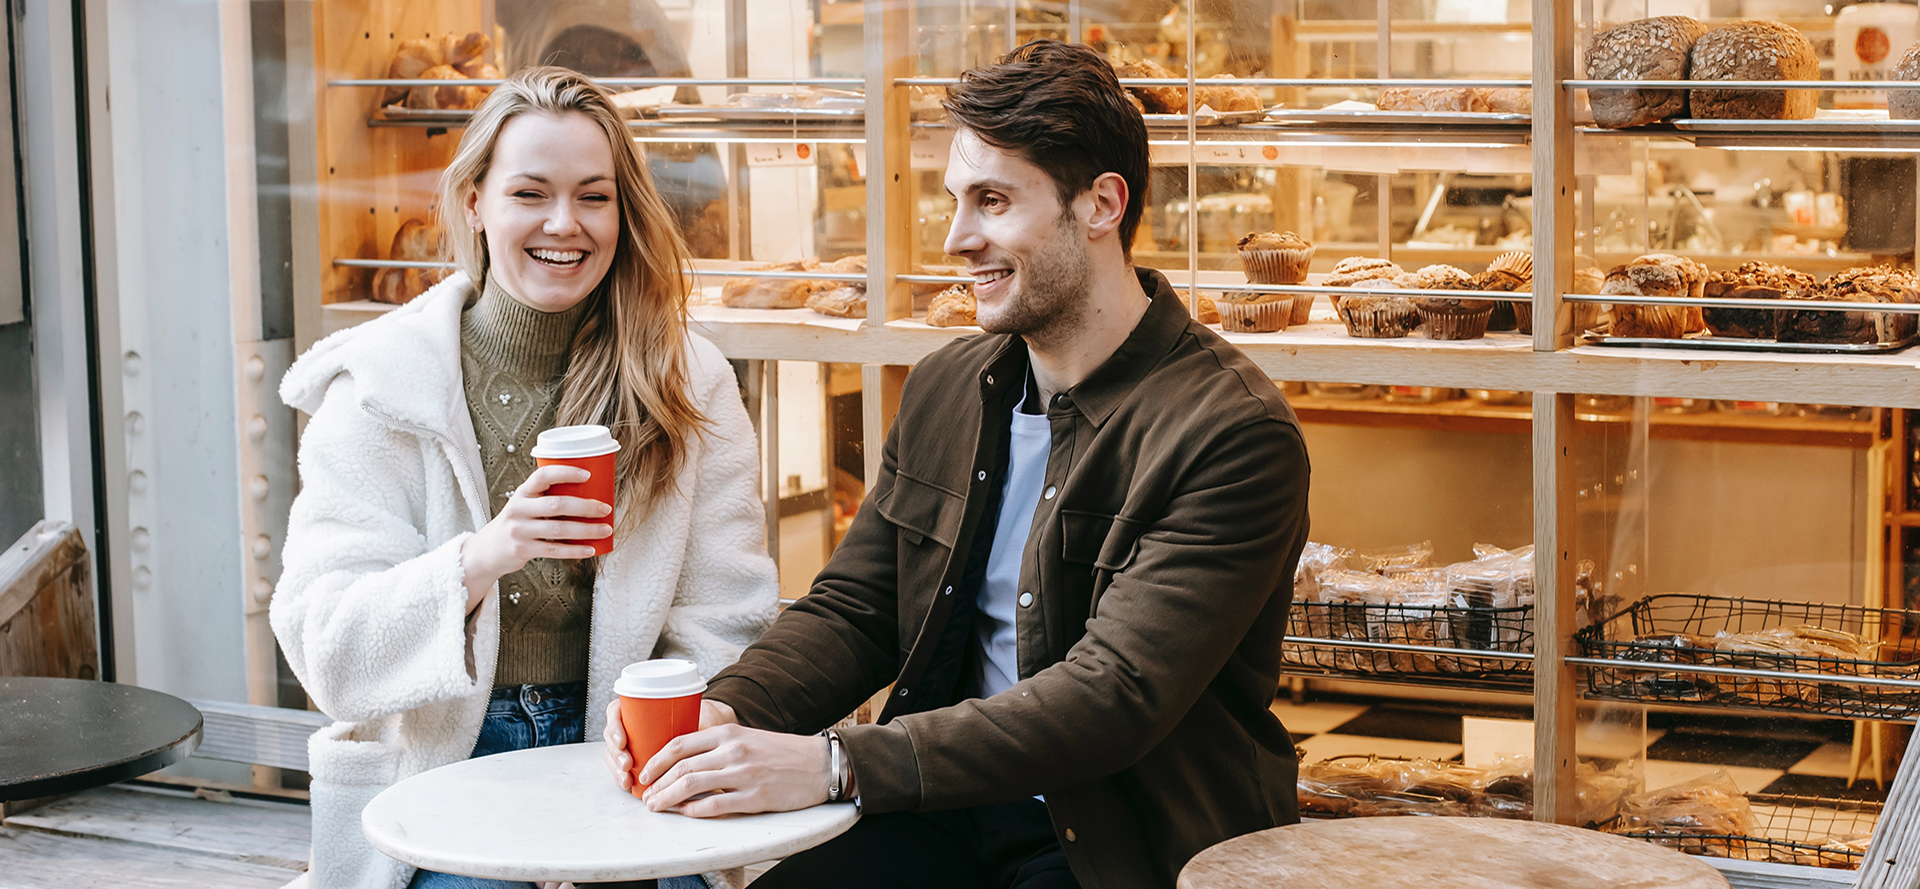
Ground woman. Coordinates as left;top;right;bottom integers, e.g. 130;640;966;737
274;67;776;889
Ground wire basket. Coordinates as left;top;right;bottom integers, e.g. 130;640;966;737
1614;793;1879;870
1282;601;1533;678
1576;594;1920;719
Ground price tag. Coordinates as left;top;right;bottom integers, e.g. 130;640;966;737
1152;142;1291;166
910;129;952;170
746;143;815;167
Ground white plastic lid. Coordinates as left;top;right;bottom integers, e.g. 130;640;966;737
529;425;620;459
614;658;706;699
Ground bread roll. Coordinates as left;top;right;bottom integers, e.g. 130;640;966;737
406;65;469;111
806;285;867;318
1585;16;1708;128
443;32;491;68
1116;58;1186;114
926;284;978;327
1485;88;1531;115
384;38;446;106
1377;87;1489;113
370;268;409;304
1689;21;1819;120
459;63;501;107
390;218;443;262
722;263;814;308
1891;42;1920;119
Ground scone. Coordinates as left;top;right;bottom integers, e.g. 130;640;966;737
926;284;978;327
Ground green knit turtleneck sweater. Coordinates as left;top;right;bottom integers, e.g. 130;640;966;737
461;276;593;688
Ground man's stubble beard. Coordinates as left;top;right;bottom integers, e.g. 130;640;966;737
977;210;1093;351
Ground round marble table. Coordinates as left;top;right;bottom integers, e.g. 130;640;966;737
1177;816;1730;889
0;676;203;801
361;741;860;882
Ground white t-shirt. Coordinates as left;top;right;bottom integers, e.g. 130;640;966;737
974;392;1052;699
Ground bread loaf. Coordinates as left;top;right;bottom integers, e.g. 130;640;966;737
370;219;447;305
1585;16;1708;128
1629;253;1708;334
1115;58;1186;114
1779;266;1920;345
1378;87;1489;113
442;32;491;68
1689;21;1819;120
722;262;814;308
406;65;469;111
1891;42;1920;119
1485;88;1531;115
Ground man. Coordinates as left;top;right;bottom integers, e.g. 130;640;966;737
603;39;1310;889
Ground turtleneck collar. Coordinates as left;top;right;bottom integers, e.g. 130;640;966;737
462;275;589;383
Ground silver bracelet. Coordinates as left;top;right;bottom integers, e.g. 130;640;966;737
826;730;844;802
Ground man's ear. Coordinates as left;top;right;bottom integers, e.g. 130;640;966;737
1081;172;1130;242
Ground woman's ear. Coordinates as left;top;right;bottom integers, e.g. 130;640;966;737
463;186;484;233
1082;172;1130;242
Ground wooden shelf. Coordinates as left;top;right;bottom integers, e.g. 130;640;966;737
1289;394;1872;447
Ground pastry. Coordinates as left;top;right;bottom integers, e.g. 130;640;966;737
1585;16;1708;128
1324;257;1404;288
370;218;447;305
1405;264;1492;340
1486;88;1532;115
806;285;866;318
1237;231;1313;284
406;65;470;111
1893;42;1920;120
1217;291;1292;333
1603;263;1692;338
1178;293;1221;325
1701;261;1810;339
460;62;502;107
442;31;491;69
722;262;814;308
1115;58;1186;114
1378;87;1489;113
1778;266;1920;345
1477;251;1534;333
383;38;444;106
1337;290;1420;339
1689;21;1819;121
926;284;977;327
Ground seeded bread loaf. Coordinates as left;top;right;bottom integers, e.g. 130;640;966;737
1688;21;1819;120
1892;42;1920;119
1586;16;1708;128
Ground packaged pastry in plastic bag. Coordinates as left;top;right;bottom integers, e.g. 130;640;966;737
1616;769;1755;854
1359;540;1434;577
1473;754;1535;819
1382;579;1451;672
1321;570;1392;670
1296;760;1389;817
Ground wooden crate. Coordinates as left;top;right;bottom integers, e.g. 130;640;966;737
0;520;98;681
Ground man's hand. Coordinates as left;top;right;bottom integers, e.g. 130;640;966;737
638;724;832;817
602;698;737;793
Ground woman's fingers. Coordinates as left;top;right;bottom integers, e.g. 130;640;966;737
518;464;591;496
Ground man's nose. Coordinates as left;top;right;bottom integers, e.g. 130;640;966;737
944;207;981;256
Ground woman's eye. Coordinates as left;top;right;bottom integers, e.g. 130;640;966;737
582;193;612;203
513;190;542;199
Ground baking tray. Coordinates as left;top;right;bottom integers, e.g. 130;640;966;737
1266;109;1529;126
1583;332;1919;354
654;105;865;122
376;106;473;123
1141;109;1268;127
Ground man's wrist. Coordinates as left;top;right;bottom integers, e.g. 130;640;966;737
824;729;856;803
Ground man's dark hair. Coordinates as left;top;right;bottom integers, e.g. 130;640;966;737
943;39;1151;259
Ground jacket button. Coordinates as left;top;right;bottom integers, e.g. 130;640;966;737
1065;828;1077;842
897;687;909;696
1043;485;1057;500
986;374;995;385
943;586;953;596
977;470;987;481
1018;592;1033;607
1054;394;1073;409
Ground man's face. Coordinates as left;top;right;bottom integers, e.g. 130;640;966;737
942;129;1091;341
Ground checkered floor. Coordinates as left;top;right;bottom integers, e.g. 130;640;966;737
1272;695;1891;802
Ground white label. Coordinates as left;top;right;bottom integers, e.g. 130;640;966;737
909;129;952;170
745;143;815;167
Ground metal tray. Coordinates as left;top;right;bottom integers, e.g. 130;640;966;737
1583;332;1919;354
1266;109;1529;126
377;106;473;123
1141;109;1269;127
1673;115;1920;134
654;105;865;122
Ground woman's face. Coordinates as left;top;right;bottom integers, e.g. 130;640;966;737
466;111;621;313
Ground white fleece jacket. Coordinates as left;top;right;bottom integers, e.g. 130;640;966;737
275;273;777;889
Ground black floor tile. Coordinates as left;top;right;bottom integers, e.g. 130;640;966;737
1329;706;1465;743
1758;772;1890;803
1645;712;1851;744
1644;731;1822;770
1290;732;1314;745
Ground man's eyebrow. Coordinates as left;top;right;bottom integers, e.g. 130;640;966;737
957;179;1019;197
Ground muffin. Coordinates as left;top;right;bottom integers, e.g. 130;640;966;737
1337;285;1421;339
1603;263;1691;338
1323;257;1405;312
1410;264;1495;340
1476;251;1534;333
1630;253;1709;334
1237;231;1314;284
1217;291;1293;333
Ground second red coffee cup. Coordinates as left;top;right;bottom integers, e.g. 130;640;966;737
531;424;621;556
615;658;706;798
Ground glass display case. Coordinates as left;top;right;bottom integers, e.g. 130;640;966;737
180;0;1920;880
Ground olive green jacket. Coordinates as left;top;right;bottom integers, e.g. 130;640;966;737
704;268;1311;889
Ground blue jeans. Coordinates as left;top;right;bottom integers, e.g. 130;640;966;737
407;682;708;889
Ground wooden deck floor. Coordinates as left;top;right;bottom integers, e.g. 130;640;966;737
0;784;309;888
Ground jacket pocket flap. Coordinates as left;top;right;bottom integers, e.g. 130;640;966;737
307;720;402;787
876;471;967;548
1062;510;1147;571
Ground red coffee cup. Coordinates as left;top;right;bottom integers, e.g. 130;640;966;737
531;424;621;556
615;659;706;798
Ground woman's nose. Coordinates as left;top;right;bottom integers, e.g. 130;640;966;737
545;201;581;235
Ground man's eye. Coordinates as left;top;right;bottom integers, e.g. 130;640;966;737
982;195;1003;209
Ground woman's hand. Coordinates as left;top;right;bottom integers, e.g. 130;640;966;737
459;464;611;612
603;698;738;792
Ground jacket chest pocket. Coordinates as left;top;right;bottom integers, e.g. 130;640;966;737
876;470;969;637
1061;510;1147;607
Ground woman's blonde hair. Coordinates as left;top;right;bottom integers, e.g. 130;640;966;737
440;66;705;528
